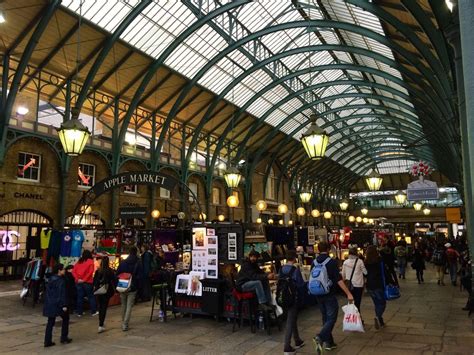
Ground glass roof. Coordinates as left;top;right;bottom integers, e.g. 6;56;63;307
61;0;432;175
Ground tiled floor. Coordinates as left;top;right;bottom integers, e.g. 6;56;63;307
0;266;472;354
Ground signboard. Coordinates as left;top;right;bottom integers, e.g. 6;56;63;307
119;207;147;219
446;207;462;223
92;172;176;197
407;178;439;201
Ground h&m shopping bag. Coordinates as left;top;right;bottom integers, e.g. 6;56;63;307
342;303;364;332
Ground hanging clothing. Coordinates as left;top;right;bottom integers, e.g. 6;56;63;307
60;232;73;257
70;230;85;257
48;230;62;259
40;229;52;250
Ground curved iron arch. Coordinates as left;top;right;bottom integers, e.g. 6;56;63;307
151;19;451;172
186;45;447;168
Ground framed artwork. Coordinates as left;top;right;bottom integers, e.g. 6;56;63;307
192;227;207;250
175;274;190;294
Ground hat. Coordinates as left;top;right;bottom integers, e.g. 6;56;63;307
444;243;451;248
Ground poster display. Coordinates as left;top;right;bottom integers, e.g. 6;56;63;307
308;226;315;245
227;233;237;261
191;227;219;279
192;227;207;250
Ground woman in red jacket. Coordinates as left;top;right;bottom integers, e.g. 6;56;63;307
72;250;97;316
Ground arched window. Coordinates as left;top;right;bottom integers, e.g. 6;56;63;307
266;167;276;200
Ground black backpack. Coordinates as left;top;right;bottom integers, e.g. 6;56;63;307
432;249;445;265
276;266;297;309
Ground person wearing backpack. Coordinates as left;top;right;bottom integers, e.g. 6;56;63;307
432;243;447;285
278;250;306;355
311;242;353;353
341;247;367;316
116;246;142;331
394;244;407;279
445;243;460;286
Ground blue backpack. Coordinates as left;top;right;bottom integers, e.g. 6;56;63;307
308;258;332;296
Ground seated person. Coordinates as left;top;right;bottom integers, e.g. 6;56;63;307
236;250;276;311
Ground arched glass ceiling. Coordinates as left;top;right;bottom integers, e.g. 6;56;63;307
62;0;432;175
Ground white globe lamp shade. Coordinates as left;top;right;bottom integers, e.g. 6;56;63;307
278;204;288;214
323;211;332;219
218;214;225;222
256;200;267;212
296;207;306;216
151;209;160;219
227;195;239;208
311;209;320;218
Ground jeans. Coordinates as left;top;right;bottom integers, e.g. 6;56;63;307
368;289;386;321
284;304;302;350
351;287;364;315
120;291;136;328
241;280;271;304
97;295;109;327
436;265;445;284
449;263;458;283
44;311;69;345
317;295;338;344
397;257;406;277
76;283;97;315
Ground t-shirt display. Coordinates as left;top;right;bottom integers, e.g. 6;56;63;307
60;231;73;257
40;229;52;249
70;230;85;257
48;230;62;258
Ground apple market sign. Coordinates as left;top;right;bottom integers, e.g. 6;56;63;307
407;178;439;201
0;231;20;252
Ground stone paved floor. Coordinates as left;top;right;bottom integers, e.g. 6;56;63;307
0;266;473;355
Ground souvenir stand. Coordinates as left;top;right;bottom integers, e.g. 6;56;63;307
170;223;245;320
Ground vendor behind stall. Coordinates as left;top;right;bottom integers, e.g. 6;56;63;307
235;250;276;311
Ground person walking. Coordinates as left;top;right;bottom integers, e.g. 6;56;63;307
313;242;353;353
394;243;408;279
140;244;153;302
432;243;447;285
116;246;142;331
72;250;97;316
43;263;72;347
445;243;460;286
379;241;398;287
412;244;426;284
365;246;387;330
64;265;77;312
93;256;116;333
342;247;367;316
280;250;306;355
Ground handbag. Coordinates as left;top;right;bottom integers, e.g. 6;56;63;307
94;284;108;295
381;261;400;300
345;258;358;291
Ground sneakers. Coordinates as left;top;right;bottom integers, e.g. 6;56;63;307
312;337;323;354
98;326;105;333
323;342;337;351
283;347;296;355
60;338;72;344
44;342;55;348
76;313;83;318
91;311;99;316
294;340;305;349
122;324;129;331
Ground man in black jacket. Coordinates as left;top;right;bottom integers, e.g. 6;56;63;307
236;250;275;311
43;263;72;347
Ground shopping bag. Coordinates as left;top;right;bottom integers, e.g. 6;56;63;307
384;284;401;300
342;303;364;332
271;292;284;317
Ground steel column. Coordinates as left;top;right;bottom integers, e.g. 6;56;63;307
458;0;474;311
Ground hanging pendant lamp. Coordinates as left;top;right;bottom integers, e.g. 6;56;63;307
300;114;329;160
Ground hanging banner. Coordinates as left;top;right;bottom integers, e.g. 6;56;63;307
406;178;439;201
